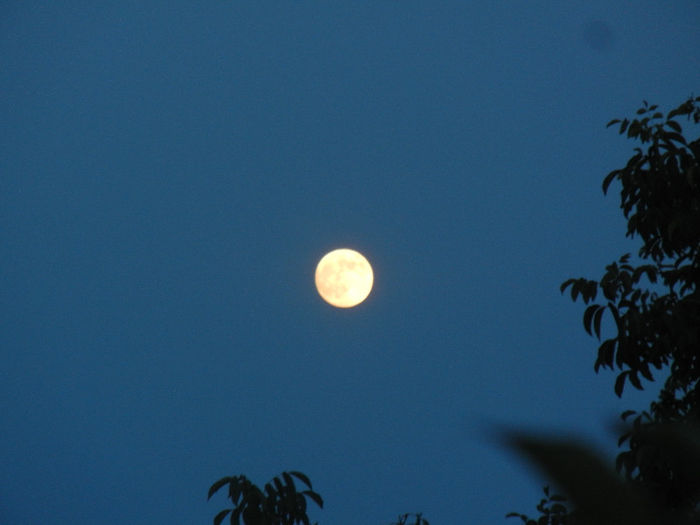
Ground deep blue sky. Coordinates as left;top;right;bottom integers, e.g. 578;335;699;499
2;2;699;524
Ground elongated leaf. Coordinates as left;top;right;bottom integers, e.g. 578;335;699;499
628;371;642;390
209;477;233;500
583;304;597;336
560;279;575;294
619;118;629;134
289;471;312;489
615;371;629;397
214;509;231;525
638;361;654;381
666;120;681;133
231;506;242;525
603;170;620;193
282;471;296;492
302;490;324;508
593;306;604;339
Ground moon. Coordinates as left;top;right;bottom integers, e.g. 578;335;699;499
315;248;374;308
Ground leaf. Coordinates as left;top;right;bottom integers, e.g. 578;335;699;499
602;169;620;193
664;131;687;145
596;339;616;371
302;490;324;508
638;361;654;382
593;306;605;339
502;431;654;525
619;118;630;134
571;283;580;301
289;471;312;489
583;304;597;336
214;509;231;525
621;410;636;421
231;506;243;525
615;371;629;397
209;477;234;501
606;119;621;127
666;120;682;133
282;471;296;492
628;371;642;390
618;431;631;447
560;279;575;294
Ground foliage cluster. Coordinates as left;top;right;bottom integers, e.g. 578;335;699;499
208;471;323;525
510;96;700;524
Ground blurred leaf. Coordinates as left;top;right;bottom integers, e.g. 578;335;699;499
214;509;231;525
666;120;682;133
503;431;655;525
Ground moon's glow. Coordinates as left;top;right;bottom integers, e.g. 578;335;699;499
315;249;373;308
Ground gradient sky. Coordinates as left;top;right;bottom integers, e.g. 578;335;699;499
2;2;699;524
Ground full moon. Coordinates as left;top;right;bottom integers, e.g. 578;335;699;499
315;248;374;308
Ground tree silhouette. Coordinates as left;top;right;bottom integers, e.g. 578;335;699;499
208;471;323;525
507;96;700;525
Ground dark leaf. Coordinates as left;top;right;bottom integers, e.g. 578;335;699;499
209;477;234;501
664;131;687;145
615;371;629;397
560;279;575;294
214;509;231;525
503;431;654;525
583;304;597;336
282;471;296;492
666;120;682;133
302;490;324;508
232;506;242;525
289;471;312;489
619;118;629;134
593;306;604;339
638;361;654;382
621;410;636;421
628;371;642;390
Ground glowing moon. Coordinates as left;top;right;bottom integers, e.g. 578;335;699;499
315;248;374;308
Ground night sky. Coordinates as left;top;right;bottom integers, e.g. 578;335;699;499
2;2;699;524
